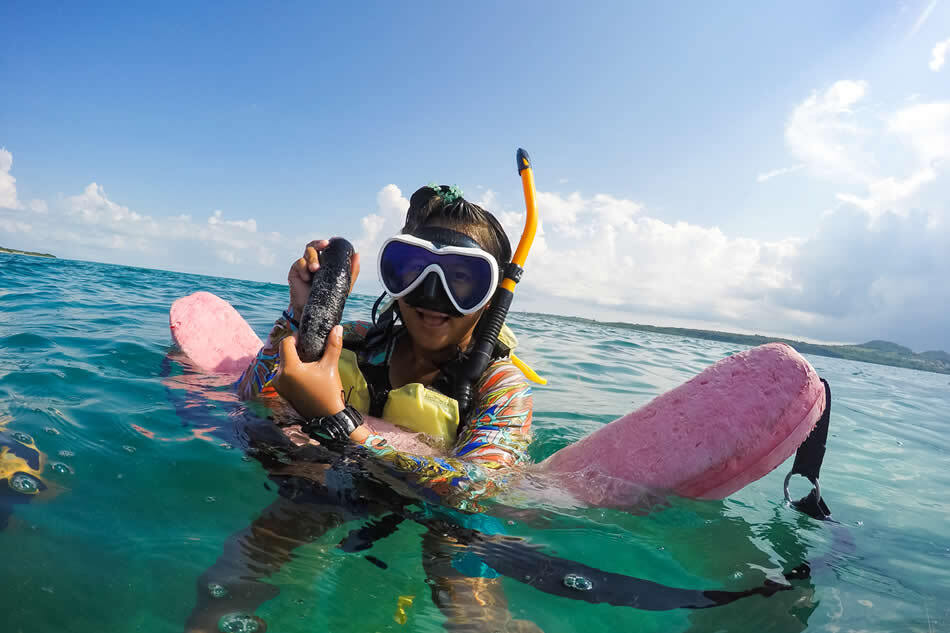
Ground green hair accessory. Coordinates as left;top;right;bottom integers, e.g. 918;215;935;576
427;183;464;205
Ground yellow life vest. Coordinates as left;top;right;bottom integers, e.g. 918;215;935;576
337;324;539;444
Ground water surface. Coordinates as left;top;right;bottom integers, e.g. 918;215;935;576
1;253;947;632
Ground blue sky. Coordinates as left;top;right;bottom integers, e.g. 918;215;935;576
2;1;949;350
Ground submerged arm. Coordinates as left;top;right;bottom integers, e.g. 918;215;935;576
353;360;533;512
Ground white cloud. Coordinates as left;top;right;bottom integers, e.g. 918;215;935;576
354;183;409;258
785;82;949;220
0;148;22;210
346;183;950;349
889;101;950;163
775;207;950;350
353;187;803;328
835;167;937;215
785;80;871;184
0;173;289;278
208;209;257;232
505;191;798;319
0;218;31;234
756;164;805;183
931;37;950;71
68;182;148;226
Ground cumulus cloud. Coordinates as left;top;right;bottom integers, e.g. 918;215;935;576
0;147;22;210
350;184;949;349
353;183;409;263
495;190;799;322
208;209;257;232
785;81;949;220
0;218;32;234
931;37;950;71
354;185;803;327
0;173;289;277
785;80;871;184
774;207;949;350
889;101;950;164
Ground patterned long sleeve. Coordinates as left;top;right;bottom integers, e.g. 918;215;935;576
235;310;370;401
356;359;533;512
235;306;297;401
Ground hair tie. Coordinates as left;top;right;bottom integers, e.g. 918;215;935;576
427;183;464;205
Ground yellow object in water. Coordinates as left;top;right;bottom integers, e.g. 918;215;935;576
510;353;546;385
393;594;414;625
0;424;47;495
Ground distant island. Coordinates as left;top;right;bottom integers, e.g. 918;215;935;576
522;313;950;376
0;246;56;258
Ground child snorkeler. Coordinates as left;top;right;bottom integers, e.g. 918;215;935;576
185;185;543;633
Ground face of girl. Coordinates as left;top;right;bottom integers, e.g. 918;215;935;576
397;223;490;354
398;297;483;354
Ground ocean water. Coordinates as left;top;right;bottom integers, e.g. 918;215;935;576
1;253;948;633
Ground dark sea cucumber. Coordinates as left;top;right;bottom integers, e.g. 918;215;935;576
298;238;354;362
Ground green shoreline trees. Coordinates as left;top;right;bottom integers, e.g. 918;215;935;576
0;246;56;258
522;313;950;376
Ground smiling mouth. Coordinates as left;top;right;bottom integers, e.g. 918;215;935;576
415;307;451;327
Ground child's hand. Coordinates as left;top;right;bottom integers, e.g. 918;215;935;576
288;239;360;317
272;328;346;421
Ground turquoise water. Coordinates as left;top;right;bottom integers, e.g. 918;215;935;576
1;252;948;633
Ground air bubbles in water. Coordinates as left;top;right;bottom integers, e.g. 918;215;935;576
12;431;33;444
220;442;233;450
206;496;216;503
207;582;229;599
122;445;136;454
58;450;75;458
562;573;593;591
241;455;252;462
44;427;60;435
10;472;41;494
51;462;73;475
218;613;263;633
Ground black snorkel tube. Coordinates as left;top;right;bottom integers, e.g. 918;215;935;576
451;148;539;417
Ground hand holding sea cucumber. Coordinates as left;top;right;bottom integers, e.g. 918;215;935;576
288;239;360;318
273;329;346;420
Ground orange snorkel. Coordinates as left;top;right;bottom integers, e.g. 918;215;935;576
449;148;542;416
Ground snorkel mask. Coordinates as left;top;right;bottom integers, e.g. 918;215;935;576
378;226;500;318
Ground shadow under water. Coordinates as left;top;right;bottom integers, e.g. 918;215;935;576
159;350;837;633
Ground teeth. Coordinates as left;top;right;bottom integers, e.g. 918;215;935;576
417;309;449;326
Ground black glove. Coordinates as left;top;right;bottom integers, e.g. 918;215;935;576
302;405;363;444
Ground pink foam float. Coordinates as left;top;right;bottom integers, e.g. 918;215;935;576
169;292;825;506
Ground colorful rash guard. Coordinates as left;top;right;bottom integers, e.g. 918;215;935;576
236;308;533;512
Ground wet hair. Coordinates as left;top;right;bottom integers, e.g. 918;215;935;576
402;185;512;270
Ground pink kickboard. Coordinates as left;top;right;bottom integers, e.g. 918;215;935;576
169;292;263;374
539;343;825;507
168;291;826;507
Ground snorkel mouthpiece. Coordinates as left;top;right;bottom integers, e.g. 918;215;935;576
404;271;464;317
